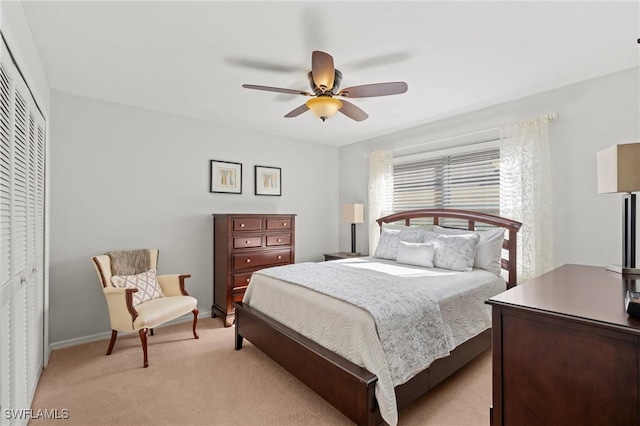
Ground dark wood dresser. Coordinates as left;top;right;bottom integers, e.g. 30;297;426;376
487;264;640;426
212;213;295;327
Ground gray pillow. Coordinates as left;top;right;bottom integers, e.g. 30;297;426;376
434;225;505;275
373;228;423;260
433;233;480;272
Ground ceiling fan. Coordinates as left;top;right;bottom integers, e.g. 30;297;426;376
242;51;408;122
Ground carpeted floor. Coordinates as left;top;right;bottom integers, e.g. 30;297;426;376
30;318;491;425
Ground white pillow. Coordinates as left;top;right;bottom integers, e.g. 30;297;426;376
374;228;424;260
433;233;480;272
396;241;436;268
111;268;165;306
433;225;506;275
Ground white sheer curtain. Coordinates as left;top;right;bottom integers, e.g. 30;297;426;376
500;114;555;282
368;150;394;254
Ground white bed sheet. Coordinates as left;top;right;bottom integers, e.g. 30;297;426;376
242;257;505;426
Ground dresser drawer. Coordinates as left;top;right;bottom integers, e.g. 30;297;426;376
233;218;262;232
266;218;292;230
232;272;253;288
233;249;291;270
266;234;291;246
233;236;262;249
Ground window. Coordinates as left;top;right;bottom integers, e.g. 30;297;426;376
393;147;500;229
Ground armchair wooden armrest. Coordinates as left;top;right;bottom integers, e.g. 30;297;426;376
103;286;139;326
157;274;192;297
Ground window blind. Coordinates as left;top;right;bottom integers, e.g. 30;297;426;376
393;147;500;229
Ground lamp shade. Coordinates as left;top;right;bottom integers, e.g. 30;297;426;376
306;97;343;121
342;203;364;224
597;142;640;193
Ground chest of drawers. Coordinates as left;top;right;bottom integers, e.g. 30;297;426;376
212;213;295;327
487;265;640;425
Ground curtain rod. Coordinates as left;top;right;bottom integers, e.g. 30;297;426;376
392;127;499;153
392;111;559;153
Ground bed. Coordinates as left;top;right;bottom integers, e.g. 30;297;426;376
234;209;522;425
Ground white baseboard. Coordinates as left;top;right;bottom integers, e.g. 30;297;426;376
48;309;212;352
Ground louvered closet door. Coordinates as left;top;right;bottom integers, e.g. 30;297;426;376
0;59;12;421
0;60;16;423
10;77;30;423
26;110;44;399
33;119;44;388
0;36;46;425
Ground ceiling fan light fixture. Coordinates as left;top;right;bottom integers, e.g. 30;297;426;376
242;51;406;122
306;97;343;121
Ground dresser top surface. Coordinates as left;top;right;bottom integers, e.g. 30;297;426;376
488;264;640;331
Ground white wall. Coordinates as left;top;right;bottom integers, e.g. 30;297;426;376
339;67;640;270
49;91;339;344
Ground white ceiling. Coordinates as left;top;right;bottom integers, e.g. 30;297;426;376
22;1;639;147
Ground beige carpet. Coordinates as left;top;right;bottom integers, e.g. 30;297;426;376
30;318;491;425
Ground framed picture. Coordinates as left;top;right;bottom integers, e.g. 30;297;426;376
255;165;281;196
210;160;242;194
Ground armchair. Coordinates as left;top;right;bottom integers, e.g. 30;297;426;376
91;249;198;368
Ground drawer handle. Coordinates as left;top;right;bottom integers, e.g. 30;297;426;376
245;240;250;244
246;278;250;283
277;255;282;260
282;222;287;226
277;238;282;242
246;259;251;263
240;223;245;228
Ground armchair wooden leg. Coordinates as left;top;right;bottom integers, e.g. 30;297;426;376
139;329;149;368
192;308;199;339
106;330;118;355
150;328;154;336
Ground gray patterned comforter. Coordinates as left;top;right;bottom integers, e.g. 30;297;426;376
256;261;450;387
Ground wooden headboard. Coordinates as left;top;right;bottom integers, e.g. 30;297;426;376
376;209;522;289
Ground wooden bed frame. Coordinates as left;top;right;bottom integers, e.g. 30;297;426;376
234;209;522;425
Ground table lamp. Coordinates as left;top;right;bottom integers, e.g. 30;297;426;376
342;203;364;256
597;142;640;274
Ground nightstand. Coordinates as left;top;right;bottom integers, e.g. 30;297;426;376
323;252;365;261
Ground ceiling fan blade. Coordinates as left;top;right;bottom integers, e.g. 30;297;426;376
337;82;408;98
284;104;309;118
342;52;411;71
338;100;368;122
226;57;306;73
242;84;312;96
311;51;335;90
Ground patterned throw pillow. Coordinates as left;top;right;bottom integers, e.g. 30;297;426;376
111;269;165;306
433;226;506;275
374;228;426;260
433;233;480;272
